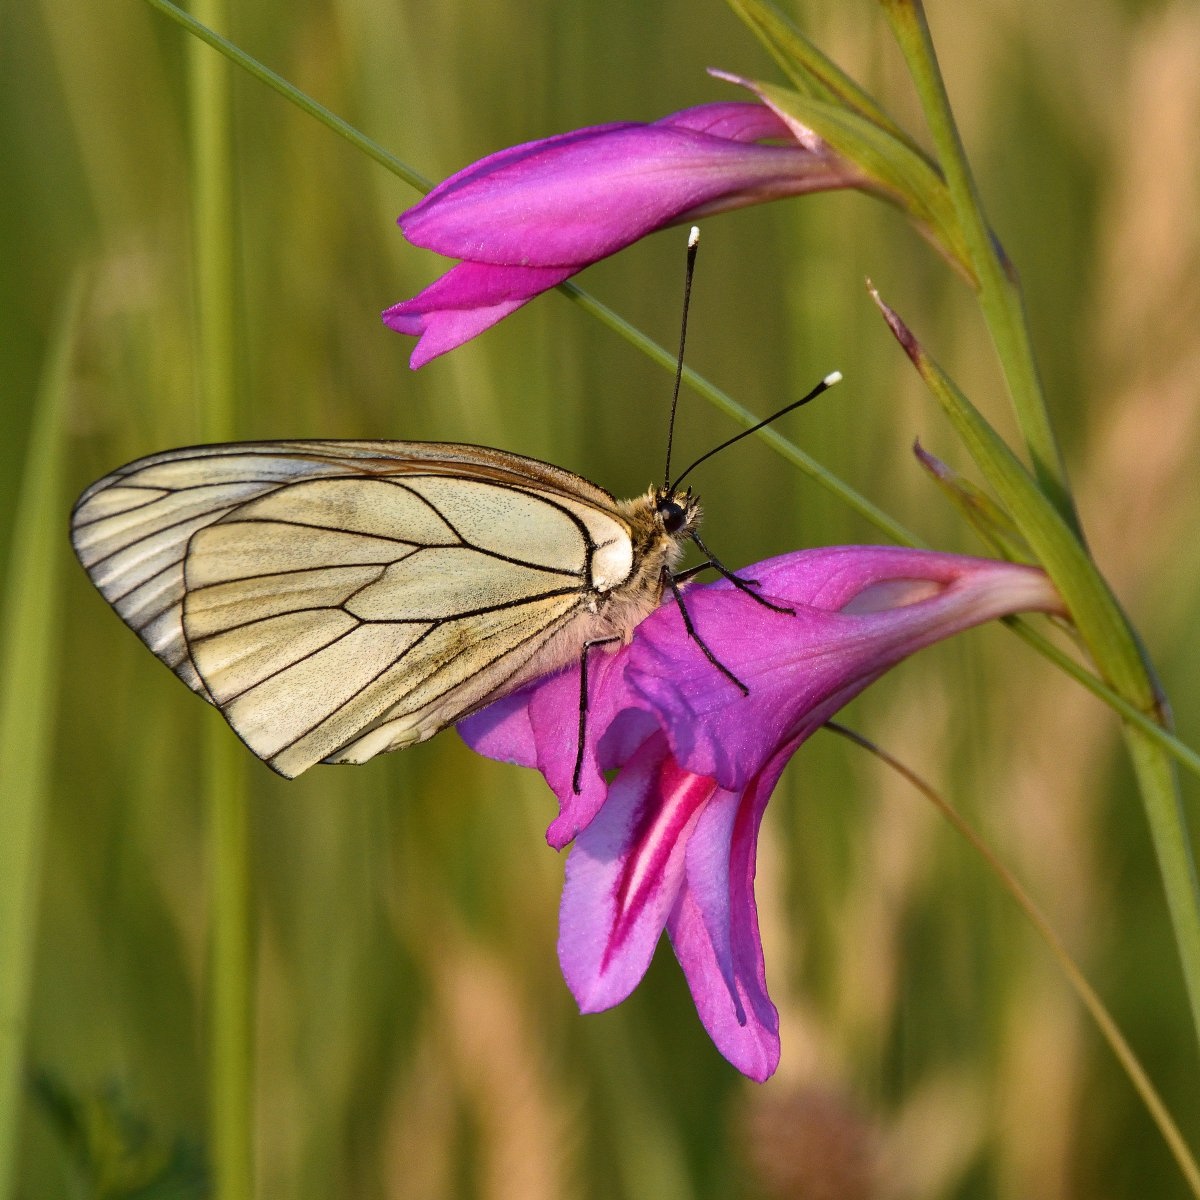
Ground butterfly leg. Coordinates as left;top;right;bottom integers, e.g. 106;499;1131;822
688;530;795;615
665;572;750;695
672;561;716;585
574;635;621;794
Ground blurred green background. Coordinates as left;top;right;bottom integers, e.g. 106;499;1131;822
4;0;1200;1196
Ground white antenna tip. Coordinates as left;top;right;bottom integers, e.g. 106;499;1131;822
688;226;700;247
824;370;843;386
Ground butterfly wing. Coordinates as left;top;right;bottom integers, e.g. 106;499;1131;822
71;440;635;776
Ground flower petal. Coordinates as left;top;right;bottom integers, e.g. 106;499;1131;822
656;101;793;142
628;548;1061;788
382;261;575;366
559;735;715;1012
456;688;540;769
461;545;1062;1081
459;649;655;849
708;69;829;153
387;100;868;362
666;742;788;1081
398;104;842;267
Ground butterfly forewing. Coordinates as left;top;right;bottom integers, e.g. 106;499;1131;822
71;441;651;776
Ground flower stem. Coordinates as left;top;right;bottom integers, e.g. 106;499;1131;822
878;0;1200;1051
145;0;429;191
879;0;1079;534
206;738;251;1200
827;722;1200;1198
1124;728;1200;1036
186;2;253;1195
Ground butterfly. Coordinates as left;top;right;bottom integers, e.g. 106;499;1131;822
70;438;710;779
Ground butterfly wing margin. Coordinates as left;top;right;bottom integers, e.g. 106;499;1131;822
71;441;636;776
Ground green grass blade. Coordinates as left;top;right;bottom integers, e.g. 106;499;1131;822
879;0;1080;533
872;286;1200;1051
186;2;252;1195
724;0;920;151
870;285;1147;700
0;274;84;1200
828;723;1200;1199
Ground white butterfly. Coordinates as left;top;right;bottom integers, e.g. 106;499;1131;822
71;439;701;778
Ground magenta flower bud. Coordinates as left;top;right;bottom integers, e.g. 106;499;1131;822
460;547;1063;1079
384;102;862;366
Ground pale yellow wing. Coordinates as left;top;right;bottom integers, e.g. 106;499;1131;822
71;441;634;776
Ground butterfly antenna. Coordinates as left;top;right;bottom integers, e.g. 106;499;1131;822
662;226;701;489
669;370;842;493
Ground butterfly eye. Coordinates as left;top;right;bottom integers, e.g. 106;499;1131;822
655;495;686;535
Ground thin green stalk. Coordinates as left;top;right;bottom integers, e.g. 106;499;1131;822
186;2;252;1196
0;276;83;1200
879;0;1079;534
827;723;1200;1198
876;4;1200;1052
207;736;250;1200
145;0;429;192
874;290;1200;1044
189;2;235;444
560;283;920;547
1125;729;1200;1042
870;289;1152;702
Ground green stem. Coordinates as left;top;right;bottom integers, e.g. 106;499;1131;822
0;277;82;1200
879;1;1200;1049
828;723;1200;1198
879;0;1078;534
189;3;235;443
561;283;919;547
146;0;428;191
1125;729;1200;1037
186;2;253;1195
207;738;251;1200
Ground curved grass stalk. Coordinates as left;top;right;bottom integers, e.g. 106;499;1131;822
0;276;83;1200
827;722;1200;1200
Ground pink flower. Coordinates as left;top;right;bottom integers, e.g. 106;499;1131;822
460;547;1063;1079
384;101;862;366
